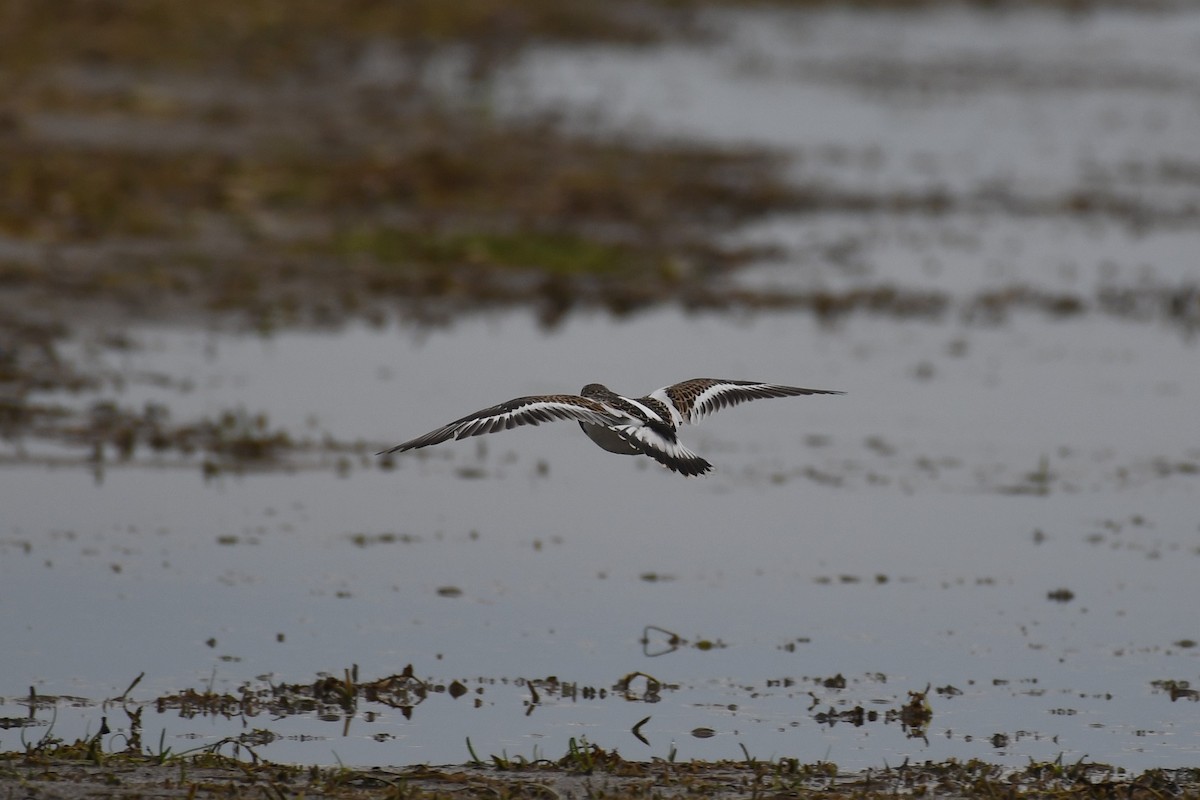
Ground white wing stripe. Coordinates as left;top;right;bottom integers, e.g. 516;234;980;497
380;399;620;454
646;388;685;426
619;396;664;423
687;382;800;422
688;383;745;422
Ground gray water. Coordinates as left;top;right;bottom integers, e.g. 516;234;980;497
3;312;1197;768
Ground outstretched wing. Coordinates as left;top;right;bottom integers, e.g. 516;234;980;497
648;379;844;425
379;395;620;455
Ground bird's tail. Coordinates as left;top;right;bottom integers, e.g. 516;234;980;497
616;425;714;477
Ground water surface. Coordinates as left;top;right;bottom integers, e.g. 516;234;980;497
2;311;1197;769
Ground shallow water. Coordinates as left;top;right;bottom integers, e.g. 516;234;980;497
3;0;1200;774
2;311;1197;768
497;5;1200;197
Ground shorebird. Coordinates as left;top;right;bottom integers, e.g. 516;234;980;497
379;378;843;476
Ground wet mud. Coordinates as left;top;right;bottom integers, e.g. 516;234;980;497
4;669;1198;799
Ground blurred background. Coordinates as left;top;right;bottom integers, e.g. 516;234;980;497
1;0;1198;772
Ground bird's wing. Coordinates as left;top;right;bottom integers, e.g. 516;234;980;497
378;395;621;455
648;379;844;425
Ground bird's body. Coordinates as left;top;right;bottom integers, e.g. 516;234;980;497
379;378;843;476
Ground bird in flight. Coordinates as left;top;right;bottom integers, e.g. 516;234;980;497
379;378;843;476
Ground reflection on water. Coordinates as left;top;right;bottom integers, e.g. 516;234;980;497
498;5;1200;198
1;311;1197;769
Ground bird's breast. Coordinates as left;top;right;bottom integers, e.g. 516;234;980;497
579;422;642;455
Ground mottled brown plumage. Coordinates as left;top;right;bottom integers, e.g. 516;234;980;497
380;379;843;476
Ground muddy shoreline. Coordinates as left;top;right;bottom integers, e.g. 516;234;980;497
5;750;1198;800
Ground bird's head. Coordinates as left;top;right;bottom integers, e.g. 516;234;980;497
580;383;612;397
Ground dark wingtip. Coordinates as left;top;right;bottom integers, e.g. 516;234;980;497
791;387;845;396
